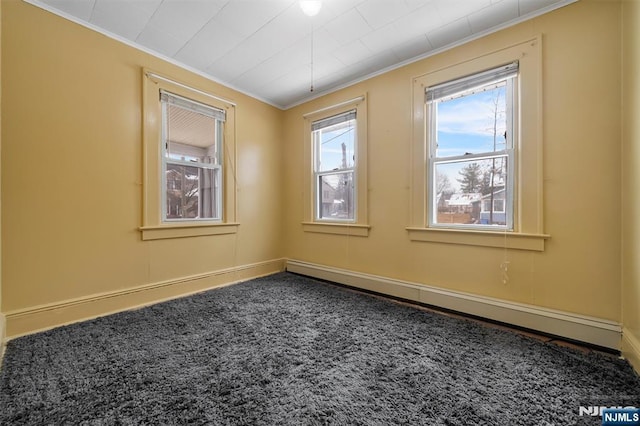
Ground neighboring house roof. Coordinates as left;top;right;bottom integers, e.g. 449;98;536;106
480;188;506;200
447;193;482;207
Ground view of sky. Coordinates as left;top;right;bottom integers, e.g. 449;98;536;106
313;86;508;194
435;84;508;193
316;120;356;173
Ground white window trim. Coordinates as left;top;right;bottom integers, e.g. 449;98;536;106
140;69;238;240
408;37;549;251
427;66;517;231
302;95;369;236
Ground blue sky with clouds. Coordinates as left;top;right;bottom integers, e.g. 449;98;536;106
435;85;507;192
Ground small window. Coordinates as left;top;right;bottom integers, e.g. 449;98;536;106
312;110;357;222
427;62;517;230
161;91;224;222
141;70;238;240
302;95;369;236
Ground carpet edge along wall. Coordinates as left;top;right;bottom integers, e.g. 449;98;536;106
286;260;623;351
4;259;286;339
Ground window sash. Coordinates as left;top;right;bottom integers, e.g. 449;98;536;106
312;110;358;222
427;70;516;230
430;153;513;230
426;61;518;102
315;170;356;222
311;110;356;131
312;116;357;173
161;93;223;222
160;90;226;122
164;164;221;221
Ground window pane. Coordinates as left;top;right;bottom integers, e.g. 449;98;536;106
166;164;218;220
165;102;219;165
435;83;508;158
314;118;356;172
434;156;508;226
318;172;354;220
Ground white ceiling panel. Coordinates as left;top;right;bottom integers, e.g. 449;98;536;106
356;0;410;30
211;0;293;38
311;27;342;56
135;24;186;57
322;0;366;17
433;0;492;24
42;0;96;21
360;23;406;55
333;40;372;67
390;3;445;43
91;1;160;40
427;17;473;50
143;0;226;42
310;53;345;80
403;0;429;12
174;19;244;70
323;8;373;46
468;0;520;34
30;0;578;109
392;34;432;62
206;43;268;82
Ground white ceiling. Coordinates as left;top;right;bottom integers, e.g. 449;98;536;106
28;0;576;109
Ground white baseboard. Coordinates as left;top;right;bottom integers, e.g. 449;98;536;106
622;328;640;375
286;260;622;350
5;258;285;339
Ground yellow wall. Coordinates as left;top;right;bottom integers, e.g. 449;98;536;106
1;0;284;335
0;0;635;366
622;0;640;372
283;0;623;322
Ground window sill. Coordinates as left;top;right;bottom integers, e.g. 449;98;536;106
406;227;549;251
140;222;239;241
302;222;370;237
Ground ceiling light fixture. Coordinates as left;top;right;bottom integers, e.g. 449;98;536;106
299;0;322;17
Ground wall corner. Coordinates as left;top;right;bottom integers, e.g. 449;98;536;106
622;328;640;376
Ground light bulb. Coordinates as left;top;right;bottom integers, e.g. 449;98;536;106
300;0;322;17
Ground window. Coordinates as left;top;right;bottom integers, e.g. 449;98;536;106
141;70;238;240
302;96;369;236
161;91;224;222
427;62;517;230
408;38;549;251
313;110;357;221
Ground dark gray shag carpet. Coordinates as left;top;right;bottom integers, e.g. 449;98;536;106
1;272;639;425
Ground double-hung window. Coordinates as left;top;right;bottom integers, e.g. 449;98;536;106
161;91;224;222
141;69;237;241
302;95;369;236
312;110;357;222
427;62;518;230
409;38;547;251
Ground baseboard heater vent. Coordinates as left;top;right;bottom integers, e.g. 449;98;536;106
286;260;622;350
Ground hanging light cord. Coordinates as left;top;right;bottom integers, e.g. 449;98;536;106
310;22;315;92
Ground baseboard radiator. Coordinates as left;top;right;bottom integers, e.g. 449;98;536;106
286;259;622;350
